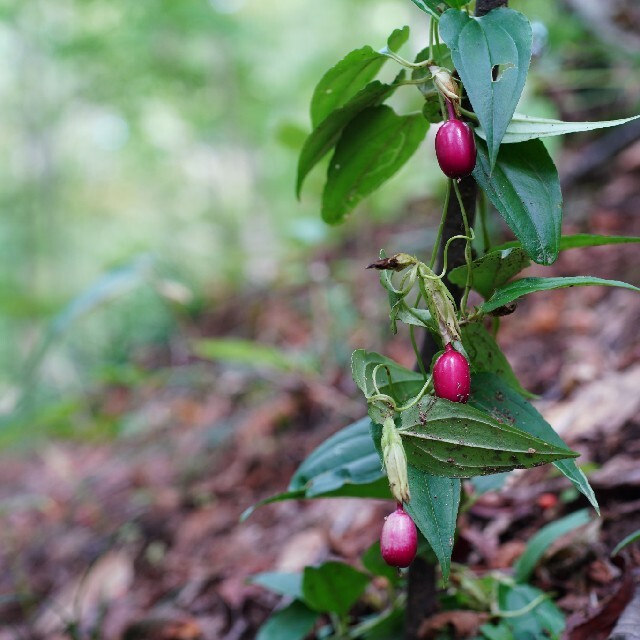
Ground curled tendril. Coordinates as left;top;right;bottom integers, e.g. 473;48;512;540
420;229;476;281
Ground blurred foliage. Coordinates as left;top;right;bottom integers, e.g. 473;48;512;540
0;0;637;445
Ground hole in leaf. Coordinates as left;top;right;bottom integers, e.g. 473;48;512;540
491;63;515;82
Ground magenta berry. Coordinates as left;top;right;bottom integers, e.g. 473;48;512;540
380;505;418;568
433;343;471;403
435;104;476;179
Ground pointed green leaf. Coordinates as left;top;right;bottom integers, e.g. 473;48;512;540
322;106;429;224
302;562;370;615
481;276;640;313
296;80;399;197
461;323;533;398
370;421;460;581
398;398;578;478
473;137;562;265
257;600;318;640
448;247;531;299
439;8;531;168
469;372;599;513
405;469;460;582
476;112;640;145
612;529;640;557
514;509;591;583
289;417;388;497
494;233;640;252
311;27;409;128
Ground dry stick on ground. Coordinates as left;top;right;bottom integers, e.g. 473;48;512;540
406;1;508;638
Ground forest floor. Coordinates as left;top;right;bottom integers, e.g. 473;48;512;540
1;136;640;640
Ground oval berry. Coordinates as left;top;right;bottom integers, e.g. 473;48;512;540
380;505;418;568
433;343;471;403
435;119;476;179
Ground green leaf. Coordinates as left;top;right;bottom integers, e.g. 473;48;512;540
480;622;514;640
250;572;303;599
398;398;578;478
192;338;312;373
469;373;599;513
471;472;510;495
362;541;401;584
405;468;460;582
449;248;531;299
311;27;409;128
351;350;426;403
498;584;565;639
322;106;429;224
612;529;640;557
494;233;640;252
370;421;460;581
461;323;533;398
296;80;399;197
302;562;370;615
257;600;318;640
473;138;562;266
289;417;388;497
481;276;640;314
439;8;532;168
408;0;444;19
513;509;591;583
476;112;640;145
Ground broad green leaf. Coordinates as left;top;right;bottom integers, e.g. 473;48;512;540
449;248;531;299
494;233;640;252
473;138;562;266
257;600;318;640
439;8;532;168
241;417;393;520
362;541;401;584
289;417;388;497
481;276;640;313
322;106;429;224
351;349;425;403
250;572;303;599
296;80;399;197
513;509;590;583
311;27;409;128
192;338;312;373
398;398;577;478
469;373;599;513
612;529;640;557
461;324;533;398
498;584;565;639
476;112;640;145
405;468;460;582
370;421;460;581
302;562;370;615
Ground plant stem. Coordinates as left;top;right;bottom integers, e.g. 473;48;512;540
452;179;473;314
429;180;451;269
409;1;509;637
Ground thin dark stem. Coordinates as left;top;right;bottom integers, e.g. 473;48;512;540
406;1;508;638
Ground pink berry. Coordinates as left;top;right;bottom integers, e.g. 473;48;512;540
380;505;418;568
435;118;476;179
433;343;471;403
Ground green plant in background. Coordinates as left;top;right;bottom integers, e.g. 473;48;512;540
250;0;640;637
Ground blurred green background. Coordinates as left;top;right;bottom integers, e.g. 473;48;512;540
1;0;637;445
